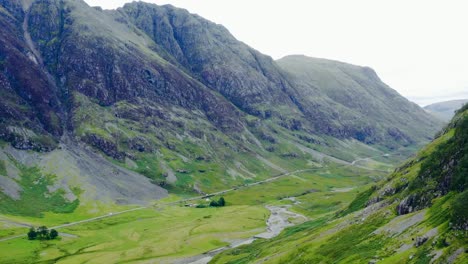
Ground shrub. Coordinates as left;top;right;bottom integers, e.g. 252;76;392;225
50;229;58;239
209;197;226;207
26;226;59;240
27;227;37;240
451;190;468;230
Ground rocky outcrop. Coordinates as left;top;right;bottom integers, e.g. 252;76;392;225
82;134;125;161
396;194;431;215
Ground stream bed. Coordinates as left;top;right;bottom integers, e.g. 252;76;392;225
176;204;307;264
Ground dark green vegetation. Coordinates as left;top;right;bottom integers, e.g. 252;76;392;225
212;103;468;264
209;197;226;207
193;197;226;208
27;226;59;240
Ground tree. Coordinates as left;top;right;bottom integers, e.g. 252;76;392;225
218;197;225;207
37;226;49;240
49;229;59;239
27;227;37;240
209;197;226;207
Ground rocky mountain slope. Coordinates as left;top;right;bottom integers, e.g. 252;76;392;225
0;0;442;212
424;99;468;122
277;55;439;145
212;104;468;264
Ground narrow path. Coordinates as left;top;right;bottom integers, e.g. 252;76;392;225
351;153;390;165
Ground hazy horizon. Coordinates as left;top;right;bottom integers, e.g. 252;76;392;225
84;0;468;106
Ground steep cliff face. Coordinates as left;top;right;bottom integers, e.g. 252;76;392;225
25;0;242;131
120;2;302;117
120;4;441;147
0;0;61;151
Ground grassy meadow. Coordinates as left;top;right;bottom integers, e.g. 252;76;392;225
0;164;388;263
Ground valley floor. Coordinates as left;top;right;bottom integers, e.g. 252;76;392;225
0;163;385;263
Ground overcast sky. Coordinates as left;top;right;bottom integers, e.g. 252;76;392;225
84;0;468;106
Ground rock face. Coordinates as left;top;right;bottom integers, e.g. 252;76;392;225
0;0;440;151
0;0;62;150
120;3;301;117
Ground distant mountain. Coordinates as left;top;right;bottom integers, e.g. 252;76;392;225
213;99;468;264
277;55;441;146
424;99;468;121
0;0;442;209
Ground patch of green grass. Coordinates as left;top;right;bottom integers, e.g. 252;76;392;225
0;164;79;217
0;160;6;176
0;205;267;263
412;246;433;264
337;186;375;217
450;190;468;229
281;217;328;237
305;212;390;263
223;166;375;208
0;226;24;239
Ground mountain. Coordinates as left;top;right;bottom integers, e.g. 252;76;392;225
212;104;468;263
277;55;440;145
0;0;441;211
424;99;468;122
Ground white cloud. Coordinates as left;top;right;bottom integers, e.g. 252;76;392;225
84;0;468;105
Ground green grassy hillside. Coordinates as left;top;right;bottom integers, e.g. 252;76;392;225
277;55;440;148
212;105;468;264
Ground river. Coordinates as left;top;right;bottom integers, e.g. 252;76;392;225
175;204;307;264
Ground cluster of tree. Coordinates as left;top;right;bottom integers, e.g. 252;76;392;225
209;197;226;207
27;226;59;240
